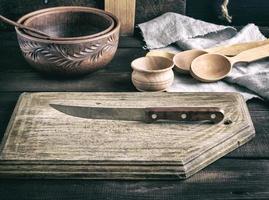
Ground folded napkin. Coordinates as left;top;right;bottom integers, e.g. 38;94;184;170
138;12;269;101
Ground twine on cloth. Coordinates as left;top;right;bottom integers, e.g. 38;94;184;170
219;0;232;23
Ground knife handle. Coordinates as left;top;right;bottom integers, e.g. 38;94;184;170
144;107;224;124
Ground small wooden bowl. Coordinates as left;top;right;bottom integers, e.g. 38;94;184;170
15;6;120;76
23;7;114;40
131;56;174;92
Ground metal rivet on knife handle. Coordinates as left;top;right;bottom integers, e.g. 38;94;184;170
151;113;158;119
181;113;187;119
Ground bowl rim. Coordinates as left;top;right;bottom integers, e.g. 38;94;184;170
15;6;120;44
22;7;115;40
131;56;174;73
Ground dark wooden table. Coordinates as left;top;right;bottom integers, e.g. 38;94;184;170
0;31;268;200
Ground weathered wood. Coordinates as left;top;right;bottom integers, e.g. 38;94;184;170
0;94;268;159
0;92;254;179
228;99;269;158
187;0;269;26
0;159;269;200
0;72;136;92
135;0;186;24
105;0;136;36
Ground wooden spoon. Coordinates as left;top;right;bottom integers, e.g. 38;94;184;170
190;44;269;82
173;39;269;73
0;15;51;39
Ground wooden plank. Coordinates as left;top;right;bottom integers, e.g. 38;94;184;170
0;72;136;92
135;0;186;24
0;159;268;199
105;0;136;36
187;0;269;26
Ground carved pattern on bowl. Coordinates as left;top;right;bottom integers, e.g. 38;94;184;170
18;34;118;72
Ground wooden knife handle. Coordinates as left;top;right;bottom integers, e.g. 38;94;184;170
144;107;224;124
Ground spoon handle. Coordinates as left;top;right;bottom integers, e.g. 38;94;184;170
207;39;269;56
230;44;269;64
0;15;50;38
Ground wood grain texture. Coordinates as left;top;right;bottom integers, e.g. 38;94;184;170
0;92;254;179
135;0;186;24
0;93;268;159
105;0;136;36
1;159;268;200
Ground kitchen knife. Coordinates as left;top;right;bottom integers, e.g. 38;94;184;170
50;104;225;124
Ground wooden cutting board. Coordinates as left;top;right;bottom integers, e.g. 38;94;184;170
0;92;255;179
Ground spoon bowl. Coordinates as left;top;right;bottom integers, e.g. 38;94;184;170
173;39;269;74
190;54;232;82
173;49;207;73
190;44;269;82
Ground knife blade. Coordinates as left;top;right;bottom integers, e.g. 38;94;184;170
50;104;225;124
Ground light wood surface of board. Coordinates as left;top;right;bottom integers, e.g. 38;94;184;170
105;0;136;36
0;92;255;179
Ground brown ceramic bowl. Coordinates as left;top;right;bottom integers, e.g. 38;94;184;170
23;7;115;40
15;6;120;76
